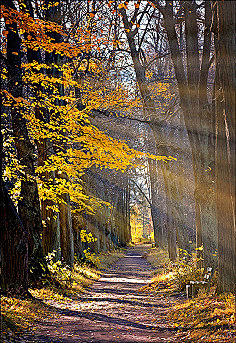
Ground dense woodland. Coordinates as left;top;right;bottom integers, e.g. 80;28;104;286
0;0;235;314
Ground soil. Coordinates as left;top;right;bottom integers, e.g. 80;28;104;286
22;245;179;343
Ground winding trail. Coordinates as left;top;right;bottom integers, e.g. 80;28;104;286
25;246;178;343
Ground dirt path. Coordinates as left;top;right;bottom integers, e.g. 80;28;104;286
24;246;178;343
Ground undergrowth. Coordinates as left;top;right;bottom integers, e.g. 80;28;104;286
145;246;218;293
143;247;236;343
1;247;124;342
169;290;235;342
1;294;60;343
1;260;99;343
43;250;100;292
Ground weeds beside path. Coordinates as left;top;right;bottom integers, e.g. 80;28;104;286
9;245;178;343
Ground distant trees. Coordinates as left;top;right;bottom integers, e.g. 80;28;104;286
117;1;194;260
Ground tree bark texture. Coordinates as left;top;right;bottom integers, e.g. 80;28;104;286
148;158;165;248
215;1;235;293
43;0;75;266
57;173;74;267
0;78;28;293
4;0;44;281
36;139;61;260
0;184;28;294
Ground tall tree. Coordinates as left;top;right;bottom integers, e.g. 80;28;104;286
44;0;74;267
0;77;28;294
214;0;235;293
22;0;61;262
152;0;217;267
2;0;44;281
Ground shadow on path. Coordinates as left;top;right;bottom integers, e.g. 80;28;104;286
24;245;178;343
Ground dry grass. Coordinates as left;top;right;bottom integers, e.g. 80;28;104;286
98;248;126;270
145;246;170;270
169;290;236;342
142;247;236;343
1;294;59;343
1;263;100;342
1;248;127;342
141;247;175;294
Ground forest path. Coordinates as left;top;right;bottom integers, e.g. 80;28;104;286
24;245;178;343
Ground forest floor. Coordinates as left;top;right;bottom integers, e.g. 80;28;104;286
2;245;180;343
1;244;235;343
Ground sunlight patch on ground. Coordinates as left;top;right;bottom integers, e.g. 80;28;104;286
124;255;145;258
99;276;152;284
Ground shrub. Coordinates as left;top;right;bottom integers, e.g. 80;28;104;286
46;251;72;288
82;248;100;268
170;247;204;291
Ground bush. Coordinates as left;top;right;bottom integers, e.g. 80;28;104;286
46;251;72;288
170;247;204;291
82;248;100;268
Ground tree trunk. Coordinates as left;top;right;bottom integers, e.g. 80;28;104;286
42;196;61;259
148;158;164;248
58;173;74;267
0;185;28;294
166;196;177;261
44;0;74;266
162;0;217;267
37;139;61;259
126;180;131;243
24;0;61;261
4;0;44;281
215;1;235;293
0;89;28;294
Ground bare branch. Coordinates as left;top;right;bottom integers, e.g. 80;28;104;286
150;0;165;14
130;179;152;206
131;0;142;23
